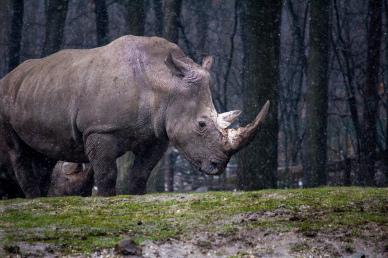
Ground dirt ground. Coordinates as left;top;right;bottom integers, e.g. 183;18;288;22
89;210;387;258
3;212;386;258
1;188;387;257
86;227;387;258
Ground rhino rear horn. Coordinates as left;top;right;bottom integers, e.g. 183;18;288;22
217;110;242;129
225;101;270;152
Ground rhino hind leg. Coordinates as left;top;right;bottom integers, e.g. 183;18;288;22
0;126;42;198
0;132;24;198
0;163;24;199
129;141;168;195
85;133;121;196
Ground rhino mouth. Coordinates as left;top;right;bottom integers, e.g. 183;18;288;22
201;166;223;176
177;148;224;175
201;160;226;176
189;157;226;176
199;162;223;176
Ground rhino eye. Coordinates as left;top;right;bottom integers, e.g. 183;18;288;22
198;121;207;128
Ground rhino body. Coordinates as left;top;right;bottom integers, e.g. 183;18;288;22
0;36;269;197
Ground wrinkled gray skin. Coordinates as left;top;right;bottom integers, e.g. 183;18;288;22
0;36;269;197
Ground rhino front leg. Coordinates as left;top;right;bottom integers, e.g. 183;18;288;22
85;133;121;196
32;155;57;196
128;142;168;194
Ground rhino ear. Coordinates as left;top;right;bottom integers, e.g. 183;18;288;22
165;52;190;78
202;56;213;71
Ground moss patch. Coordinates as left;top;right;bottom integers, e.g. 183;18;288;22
0;187;387;255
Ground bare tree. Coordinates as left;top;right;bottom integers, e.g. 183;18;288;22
279;0;308;176
153;0;163;36
193;0;210;62
123;0;145;36
303;0;331;186
359;0;383;185
94;0;109;46
42;0;69;57
163;0;181;43
384;0;388;185
8;0;23;71
331;0;363;163
0;0;11;77
161;0;182;192
238;0;282;190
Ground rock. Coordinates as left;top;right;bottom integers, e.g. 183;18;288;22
264;211;276;217
352;253;366;258
115;239;141;256
303;231;317;238
247;213;259;221
289;215;301;221
3;244;20;254
194;186;208;192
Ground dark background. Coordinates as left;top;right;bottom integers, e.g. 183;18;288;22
0;0;387;194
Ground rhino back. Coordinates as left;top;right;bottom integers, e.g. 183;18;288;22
0;35;180;161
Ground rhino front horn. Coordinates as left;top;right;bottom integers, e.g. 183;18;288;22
225;100;270;152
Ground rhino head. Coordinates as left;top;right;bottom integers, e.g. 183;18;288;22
164;52;270;175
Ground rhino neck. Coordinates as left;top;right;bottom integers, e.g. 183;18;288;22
164;92;184;145
151;91;170;141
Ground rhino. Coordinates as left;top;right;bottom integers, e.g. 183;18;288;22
0;35;269;198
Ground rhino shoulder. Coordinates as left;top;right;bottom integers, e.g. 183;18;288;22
109;35;183;59
0;58;41;111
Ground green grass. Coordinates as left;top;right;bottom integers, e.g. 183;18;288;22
0;187;387;254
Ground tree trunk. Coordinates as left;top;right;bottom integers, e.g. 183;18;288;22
8;0;23;72
359;0;382;186
153;0;163;36
116;152;134;194
343;158;351;186
124;0;145;36
0;0;11;77
384;0;388;186
164;149;178;192
146;159;165;192
163;0;182;43
160;0;182;192
194;0;210;62
94;0;109;46
238;0;282;190
303;0;331;187
42;0;69;57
